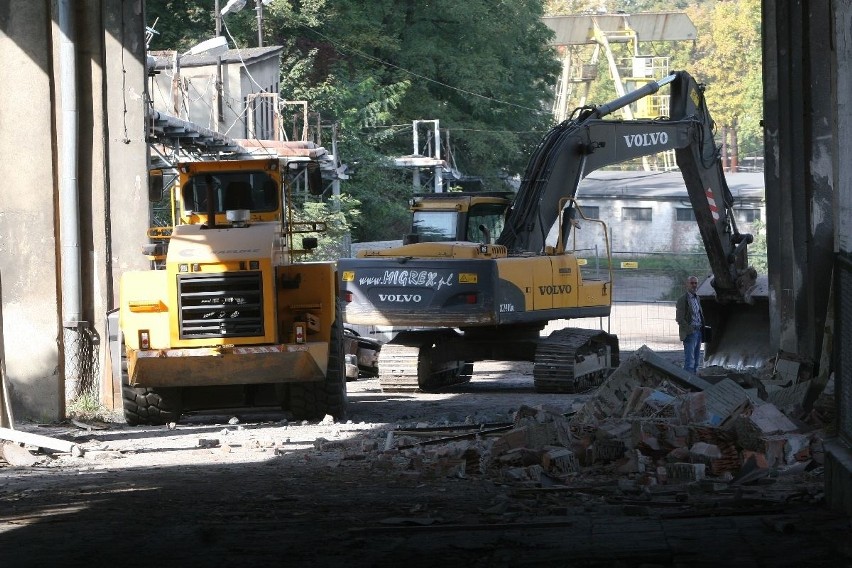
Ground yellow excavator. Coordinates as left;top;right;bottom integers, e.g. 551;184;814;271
339;71;769;393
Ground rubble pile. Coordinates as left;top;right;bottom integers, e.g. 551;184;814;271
379;346;831;489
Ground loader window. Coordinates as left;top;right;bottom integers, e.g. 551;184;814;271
182;171;279;214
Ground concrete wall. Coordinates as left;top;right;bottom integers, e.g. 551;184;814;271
763;1;835;368
228;56;280;139
150;54;282;139
762;0;852;514
838;8;852;253
0;1;63;421
0;1;148;421
826;1;852;514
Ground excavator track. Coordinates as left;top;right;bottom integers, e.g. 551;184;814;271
378;342;472;393
533;328;619;393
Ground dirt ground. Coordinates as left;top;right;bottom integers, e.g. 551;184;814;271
1;359;850;567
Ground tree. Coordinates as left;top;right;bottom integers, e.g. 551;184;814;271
292;1;561;241
687;0;763;161
308;0;560;173
293;195;363;261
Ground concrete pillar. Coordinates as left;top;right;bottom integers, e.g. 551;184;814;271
826;1;852;515
0;1;148;421
0;0;64;420
762;1;835;365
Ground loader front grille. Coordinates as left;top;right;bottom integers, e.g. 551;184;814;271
177;272;264;339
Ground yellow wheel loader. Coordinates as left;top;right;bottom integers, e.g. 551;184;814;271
112;153;346;425
339;71;769;393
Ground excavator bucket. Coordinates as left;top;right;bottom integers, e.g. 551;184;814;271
698;276;773;369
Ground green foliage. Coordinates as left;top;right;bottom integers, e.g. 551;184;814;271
292;194;362;261
335;143;413;242
68;391;114;422
747;218;769;274
146;0;765;247
311;0;559;177
687;0;763;156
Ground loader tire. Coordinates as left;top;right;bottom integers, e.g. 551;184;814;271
289;310;348;422
120;342;183;426
122;385;183;426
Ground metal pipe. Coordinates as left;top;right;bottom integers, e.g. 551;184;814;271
58;0;82;328
592;72;677;120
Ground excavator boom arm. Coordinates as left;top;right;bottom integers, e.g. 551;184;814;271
498;70;754;303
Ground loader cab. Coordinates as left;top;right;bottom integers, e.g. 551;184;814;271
181;171;279;221
172;159;282;225
404;192;511;244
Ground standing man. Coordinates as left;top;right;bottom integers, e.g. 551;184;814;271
675;275;704;373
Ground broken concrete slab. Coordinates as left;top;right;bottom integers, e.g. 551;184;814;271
703;378;751;427
735;403;799;441
571;346;714;426
765;381;810;417
541;447;579;474
634;346;715;391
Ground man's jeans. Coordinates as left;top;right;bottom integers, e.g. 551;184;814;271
683;329;702;374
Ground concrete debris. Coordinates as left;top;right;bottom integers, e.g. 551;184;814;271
344;345;831;490
665;462;706;482
703;378;751;426
541;447;579;474
766;381;810;416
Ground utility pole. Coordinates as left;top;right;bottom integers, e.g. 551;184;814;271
256;0;264;47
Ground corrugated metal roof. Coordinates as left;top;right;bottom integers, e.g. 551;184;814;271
542;13;697;46
147;110;249;156
149;46;283;70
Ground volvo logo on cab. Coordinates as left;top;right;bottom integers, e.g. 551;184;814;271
623;132;669;148
378;293;422;303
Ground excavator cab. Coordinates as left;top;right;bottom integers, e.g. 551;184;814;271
403;192;512;244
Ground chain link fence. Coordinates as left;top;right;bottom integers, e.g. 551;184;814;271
557;250;768;354
64;325;101;401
